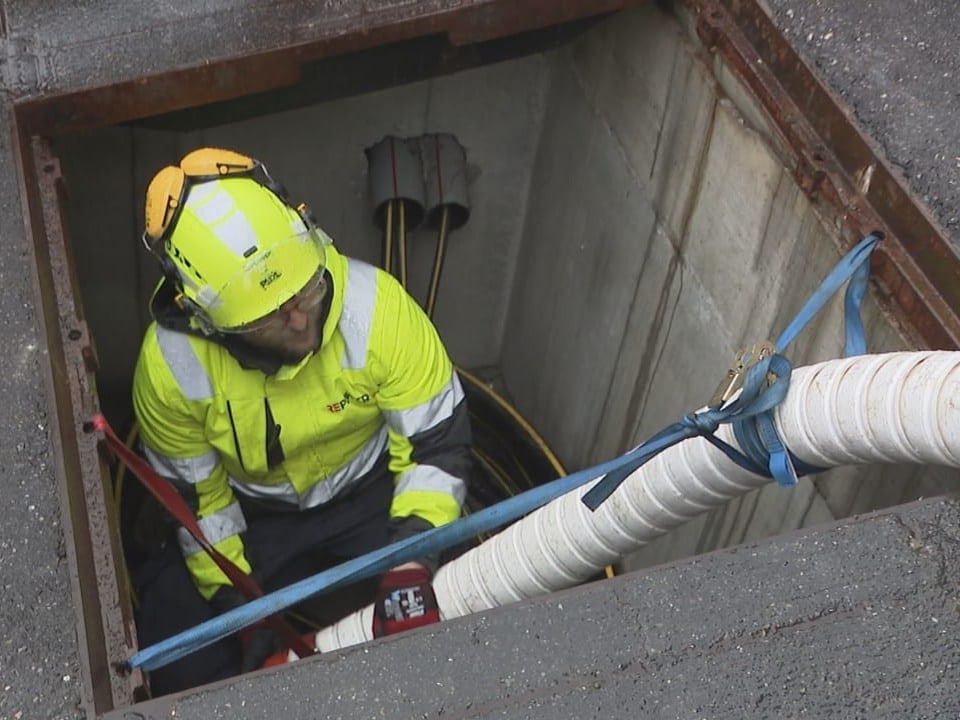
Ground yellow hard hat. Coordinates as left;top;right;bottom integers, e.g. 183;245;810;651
143;148;329;333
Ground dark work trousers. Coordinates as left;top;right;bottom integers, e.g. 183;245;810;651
133;470;393;697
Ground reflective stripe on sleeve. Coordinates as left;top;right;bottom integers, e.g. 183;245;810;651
382;373;465;436
394;465;467;506
142;445;219;485
227;476;298;505
339;260;377;370
176;501;247;556
155;326;213;400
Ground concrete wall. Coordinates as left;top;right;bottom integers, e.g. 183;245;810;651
499;4;958;570
55;53;551;422
54;2;958;576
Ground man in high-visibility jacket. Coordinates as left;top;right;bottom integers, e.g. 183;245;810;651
131;147;471;694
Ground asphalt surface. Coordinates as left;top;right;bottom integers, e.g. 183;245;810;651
110;496;960;719
0;117;85;718
764;0;960;240
0;1;959;718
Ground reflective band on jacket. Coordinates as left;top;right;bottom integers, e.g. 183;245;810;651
143;444;218;484
155;326;212;400
340;261;376;370
382;375;465;436
395;465;467;505
177;501;247;556
226;425;389;508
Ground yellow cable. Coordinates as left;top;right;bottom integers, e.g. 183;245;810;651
426;206;449;319
384;200;394;275
398;201;407;289
468;410;537;492
457;367;566;477
471;446;521;499
112;421;140;511
112;420;142;608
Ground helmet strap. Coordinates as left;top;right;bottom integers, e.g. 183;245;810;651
171;286;217;335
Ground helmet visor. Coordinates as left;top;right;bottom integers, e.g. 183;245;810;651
203;226;328;332
222;270;328;335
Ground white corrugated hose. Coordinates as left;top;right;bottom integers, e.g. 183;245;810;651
310;351;960;652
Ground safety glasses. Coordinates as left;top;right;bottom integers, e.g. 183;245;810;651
223;268;328;335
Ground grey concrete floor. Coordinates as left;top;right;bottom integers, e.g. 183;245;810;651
1;1;959;719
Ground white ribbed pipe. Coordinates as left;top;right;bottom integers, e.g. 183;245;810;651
312;351;960;652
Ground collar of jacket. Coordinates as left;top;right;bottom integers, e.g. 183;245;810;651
149;245;346;377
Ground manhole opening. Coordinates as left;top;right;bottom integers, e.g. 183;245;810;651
17;1;960;714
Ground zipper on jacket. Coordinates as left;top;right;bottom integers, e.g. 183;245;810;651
264;398;285;470
226;400;246;472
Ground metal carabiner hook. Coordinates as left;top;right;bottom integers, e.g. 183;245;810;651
709;340;777;407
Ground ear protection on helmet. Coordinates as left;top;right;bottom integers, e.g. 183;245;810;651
142;148;321;329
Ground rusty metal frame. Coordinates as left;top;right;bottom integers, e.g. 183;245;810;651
17;131;146;714
685;0;960;349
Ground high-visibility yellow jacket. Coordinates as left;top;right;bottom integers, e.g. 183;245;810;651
132;245;470;599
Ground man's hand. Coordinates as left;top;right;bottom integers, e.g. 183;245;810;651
211;586;285;672
239;625;285;673
372;562;440;638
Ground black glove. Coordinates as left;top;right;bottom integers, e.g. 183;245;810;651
239;624;285;673
388;516;440;573
210;585;247;615
372;566;440;638
211;586;284;672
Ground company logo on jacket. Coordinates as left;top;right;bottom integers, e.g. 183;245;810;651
327;392;372;413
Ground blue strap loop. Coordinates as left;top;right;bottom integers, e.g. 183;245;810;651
583;232;880;504
775;233;879;353
744;232;879;485
582;352;791;508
